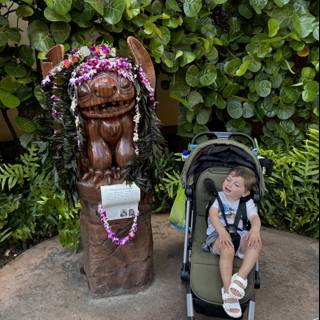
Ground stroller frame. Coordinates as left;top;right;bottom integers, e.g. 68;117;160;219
180;131;270;320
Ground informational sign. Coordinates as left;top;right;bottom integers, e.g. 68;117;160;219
100;183;141;221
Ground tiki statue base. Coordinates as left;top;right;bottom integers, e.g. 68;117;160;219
77;181;153;296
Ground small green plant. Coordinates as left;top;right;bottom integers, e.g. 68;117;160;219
0;144;80;249
153;149;181;212
259;127;319;238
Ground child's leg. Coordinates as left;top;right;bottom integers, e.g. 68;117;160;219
212;240;235;291
229;238;262;299
237;238;262;279
213;241;242;317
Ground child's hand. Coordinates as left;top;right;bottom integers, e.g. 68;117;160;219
246;228;261;249
218;229;234;249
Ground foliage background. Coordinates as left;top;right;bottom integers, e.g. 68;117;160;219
0;0;318;149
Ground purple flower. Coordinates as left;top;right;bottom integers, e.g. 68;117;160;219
51;107;61;119
101;44;110;56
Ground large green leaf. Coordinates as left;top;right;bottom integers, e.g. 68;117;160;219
166;0;181;12
187;91;203;108
33;85;46;107
227;99;243;119
302;81;318;102
0;76;20;93
15;87;33;102
149;38;164;62
277;105;295;120
249;0;268;14
313;22;319;41
15;116;37;133
0;89;20;108
215;94;226;109
243;102;255;118
6;28;21;43
18;45;35;67
44;7;71;22
185;65;200;87
183;0;202;18
196;108;211;125
44;0;72;15
292;14;316;38
222;83;240;98
71;6;95;28
0;33;8;47
301;67;316;81
4;62;27;78
224;58;242;76
273;0;290;7
268;18;279;37
180;51;196;67
238;4;254;19
199;64;217;86
16;4;34;17
159;26;171;45
84;0;104;15
280;87;300;104
28;20;54;52
236;60;250;77
169;72;190;99
50;22;71;43
200;22;216;38
103;0;126;25
256;80;272;97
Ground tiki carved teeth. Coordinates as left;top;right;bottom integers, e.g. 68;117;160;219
81;99;135;118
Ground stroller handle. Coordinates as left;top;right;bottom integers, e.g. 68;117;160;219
191;131;257;149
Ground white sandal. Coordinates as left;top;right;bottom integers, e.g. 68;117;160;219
221;288;242;319
229;273;248;300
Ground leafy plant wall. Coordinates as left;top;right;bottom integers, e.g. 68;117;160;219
0;0;318;149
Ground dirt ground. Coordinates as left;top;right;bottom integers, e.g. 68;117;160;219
0;213;318;320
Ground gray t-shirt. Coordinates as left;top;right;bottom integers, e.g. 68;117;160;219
206;191;258;235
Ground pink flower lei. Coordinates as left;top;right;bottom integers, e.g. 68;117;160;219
98;204;139;246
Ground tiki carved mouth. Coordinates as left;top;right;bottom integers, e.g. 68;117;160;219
80;99;135;118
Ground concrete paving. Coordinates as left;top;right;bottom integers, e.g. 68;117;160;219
0;213;318;320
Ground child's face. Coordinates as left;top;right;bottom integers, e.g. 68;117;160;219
222;173;250;201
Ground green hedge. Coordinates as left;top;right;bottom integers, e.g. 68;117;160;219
0;144;80;248
0;0;318;149
259;127;319;238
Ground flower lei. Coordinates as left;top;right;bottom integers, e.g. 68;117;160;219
98;204;138;246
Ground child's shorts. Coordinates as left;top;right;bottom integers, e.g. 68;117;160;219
202;230;248;259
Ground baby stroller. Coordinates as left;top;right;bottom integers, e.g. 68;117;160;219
180;131;272;320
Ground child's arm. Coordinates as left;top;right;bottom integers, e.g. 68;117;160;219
209;207;233;248
246;214;262;249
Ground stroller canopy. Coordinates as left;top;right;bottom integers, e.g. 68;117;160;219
181;139;265;197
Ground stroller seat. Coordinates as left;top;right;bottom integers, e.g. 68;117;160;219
190;168;255;316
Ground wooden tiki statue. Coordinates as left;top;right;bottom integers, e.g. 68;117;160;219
41;37;156;295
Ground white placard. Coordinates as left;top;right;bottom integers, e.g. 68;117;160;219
100;183;140;221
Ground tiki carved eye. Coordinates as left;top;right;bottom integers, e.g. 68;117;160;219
78;83;90;97
119;77;133;91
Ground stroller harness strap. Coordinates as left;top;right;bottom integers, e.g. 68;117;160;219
215;195;248;232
